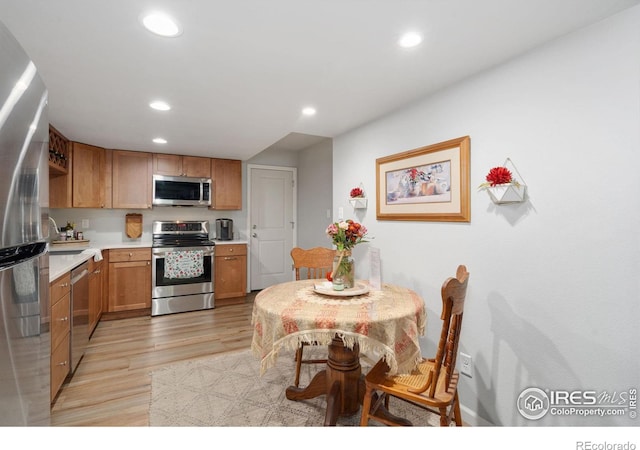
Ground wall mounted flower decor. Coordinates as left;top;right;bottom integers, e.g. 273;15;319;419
478;158;527;204
349;183;367;209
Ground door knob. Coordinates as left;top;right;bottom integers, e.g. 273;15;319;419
252;233;257;238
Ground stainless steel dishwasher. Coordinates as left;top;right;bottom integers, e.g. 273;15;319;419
70;261;89;373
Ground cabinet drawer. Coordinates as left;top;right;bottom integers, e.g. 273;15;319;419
216;244;247;257
108;248;151;262
51;293;71;351
51;333;70;402
50;273;71;305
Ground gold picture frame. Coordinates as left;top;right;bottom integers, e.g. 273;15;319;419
376;136;470;222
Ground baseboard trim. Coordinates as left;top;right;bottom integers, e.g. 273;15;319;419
460;404;494;426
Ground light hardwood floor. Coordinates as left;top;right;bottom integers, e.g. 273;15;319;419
50;295;256;426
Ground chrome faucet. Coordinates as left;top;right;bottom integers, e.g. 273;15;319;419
49;216;60;234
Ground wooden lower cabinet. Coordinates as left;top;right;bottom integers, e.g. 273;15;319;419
108;248;151;312
88;258;104;335
50;273;71;402
214;244;247;305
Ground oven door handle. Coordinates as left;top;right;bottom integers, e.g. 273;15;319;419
153;250;215;258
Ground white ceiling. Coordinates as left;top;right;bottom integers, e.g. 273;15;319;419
1;0;638;160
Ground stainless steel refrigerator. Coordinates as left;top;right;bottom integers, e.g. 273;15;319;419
0;19;50;426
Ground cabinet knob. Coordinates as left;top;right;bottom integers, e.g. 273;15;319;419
147;261;150;265
58;360;68;367
129;253;133;257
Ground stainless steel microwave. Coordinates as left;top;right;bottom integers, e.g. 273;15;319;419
152;174;212;207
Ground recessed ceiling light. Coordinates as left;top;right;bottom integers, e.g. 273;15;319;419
149;100;171;111
302;107;316;116
398;32;422;48
153;138;167;144
142;12;182;37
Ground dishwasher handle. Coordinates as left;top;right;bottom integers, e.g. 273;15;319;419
70;265;89;284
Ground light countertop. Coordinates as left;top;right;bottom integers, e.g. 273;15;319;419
48;239;249;282
49;249;101;282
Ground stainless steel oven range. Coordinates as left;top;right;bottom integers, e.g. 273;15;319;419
151;220;215;316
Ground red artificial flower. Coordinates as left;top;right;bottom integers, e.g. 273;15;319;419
485;166;513;186
350;187;364;198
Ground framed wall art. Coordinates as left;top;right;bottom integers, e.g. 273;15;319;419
376;136;470;222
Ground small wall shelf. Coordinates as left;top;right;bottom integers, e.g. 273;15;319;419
349;198;368;209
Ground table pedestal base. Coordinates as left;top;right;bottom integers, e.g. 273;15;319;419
285;336;364;426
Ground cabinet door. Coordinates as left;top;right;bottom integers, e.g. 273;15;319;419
210;158;242;210
182;156;211;178
215;245;247;300
72;142;107;208
153;154;182;176
51;333;70;402
112;150;153;209
51;292;70;352
88;260;103;335
108;259;151;312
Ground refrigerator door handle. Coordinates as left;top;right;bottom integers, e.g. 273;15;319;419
0;241;47;270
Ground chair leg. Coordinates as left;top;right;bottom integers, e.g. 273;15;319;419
452;390;463;426
294;346;304;387
439;407;449;426
359;385;373;426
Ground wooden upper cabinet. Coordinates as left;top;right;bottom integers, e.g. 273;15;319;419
153;154;211;178
152;154;181;176
72;142;111;208
210;158;242;210
112;150;153;209
182;156;211;178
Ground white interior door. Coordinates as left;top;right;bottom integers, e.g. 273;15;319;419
249;166;296;290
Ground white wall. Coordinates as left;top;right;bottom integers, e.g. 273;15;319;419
332;6;640;426
296;139;333;249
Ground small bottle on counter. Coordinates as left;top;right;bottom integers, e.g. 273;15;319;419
65;221;75;239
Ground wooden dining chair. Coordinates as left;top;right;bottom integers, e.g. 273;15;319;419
359;265;470;427
290;246;335;387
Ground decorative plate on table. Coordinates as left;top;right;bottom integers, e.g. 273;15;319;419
313;281;370;297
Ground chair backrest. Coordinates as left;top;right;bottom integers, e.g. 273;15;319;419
290;247;335;280
429;265;469;397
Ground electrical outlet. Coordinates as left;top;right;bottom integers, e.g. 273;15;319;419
460;352;473;378
81;219;90;229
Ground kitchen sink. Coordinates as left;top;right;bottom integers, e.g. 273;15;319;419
49;249;86;255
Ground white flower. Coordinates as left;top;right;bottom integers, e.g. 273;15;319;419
338;221;349;230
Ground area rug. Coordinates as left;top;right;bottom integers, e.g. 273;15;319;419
149;348;440;427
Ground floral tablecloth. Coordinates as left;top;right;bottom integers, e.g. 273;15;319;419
251;279;426;376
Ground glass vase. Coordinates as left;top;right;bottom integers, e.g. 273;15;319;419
333;250;355;289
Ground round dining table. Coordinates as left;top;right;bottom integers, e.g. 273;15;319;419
251;279;426;425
